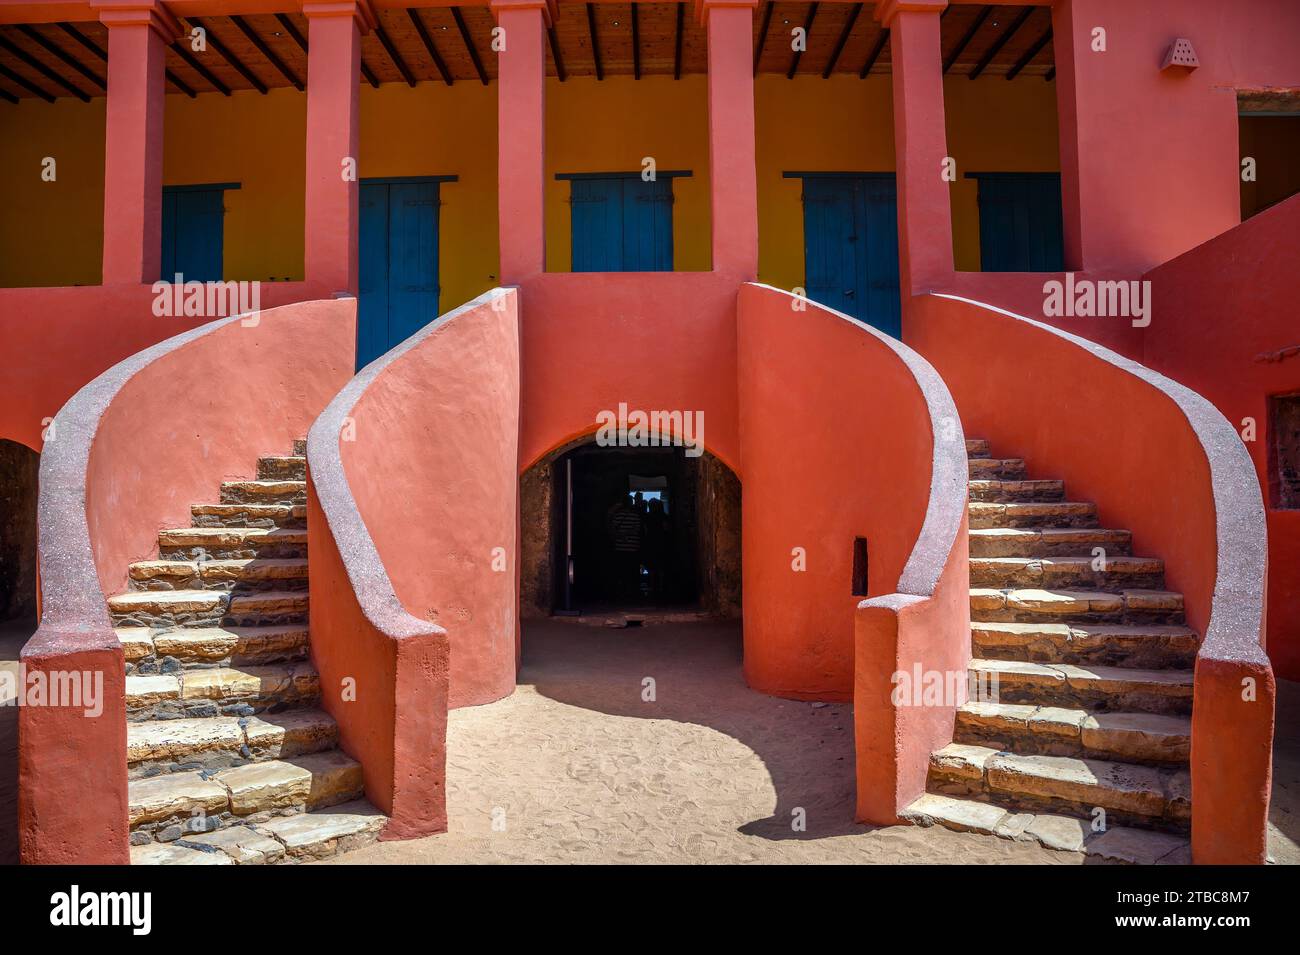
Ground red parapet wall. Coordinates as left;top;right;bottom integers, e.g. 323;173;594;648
1144;194;1300;683
735;283;969;820
908;292;1273;864
307;288;520;839
20;297;356;865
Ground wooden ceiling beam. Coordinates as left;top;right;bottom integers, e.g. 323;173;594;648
275;13;308;53
631;2;640;79
586;3;603;81
943;4;990;73
171;40;231;95
753;1;772;76
451;6;488;86
858;25;888;79
188;17;268;93
1006;25;1051;80
787;2;819;80
823;2;861;78
0;33;89;100
409;9;453;85
18;24;104;90
969;6;1033;80
673;1;683;80
0;60;53;101
230;15;301;90
374;21;416;86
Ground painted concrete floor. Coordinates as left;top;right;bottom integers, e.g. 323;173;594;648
2;617;1296;865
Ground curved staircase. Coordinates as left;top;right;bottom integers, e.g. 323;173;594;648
903;438;1194;864
111;441;385;864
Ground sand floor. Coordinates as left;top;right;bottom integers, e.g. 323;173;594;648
2;617;1296;865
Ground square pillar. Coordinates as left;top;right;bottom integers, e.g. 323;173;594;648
302;0;374;295
95;1;178;285
493;0;552;282
701;0;759;279
877;0;953;297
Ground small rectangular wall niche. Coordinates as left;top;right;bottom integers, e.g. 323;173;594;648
851;537;869;597
1269;393;1300;509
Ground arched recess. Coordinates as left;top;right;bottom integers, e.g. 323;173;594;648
520;432;741;622
0;438;39;630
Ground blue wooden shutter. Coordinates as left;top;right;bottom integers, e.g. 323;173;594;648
801;176;861;319
975;173;1065;272
356;181;390;369
622;177;674;272
386;180;440;344
161;186;225;282
860;176;902;338
571;177;624;271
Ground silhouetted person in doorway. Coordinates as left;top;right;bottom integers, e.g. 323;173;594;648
642;497;671;601
606;494;643;602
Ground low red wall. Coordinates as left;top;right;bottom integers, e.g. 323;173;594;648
736;283;969;821
909;292;1273;864
307;289;520;837
1144;194;1300;683
0;281;329;452
20;297;354;864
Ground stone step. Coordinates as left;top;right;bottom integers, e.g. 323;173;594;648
125;662;319;720
967;457;1027;480
119;624;310;670
128;750;365;837
293;438;307;457
257;455;307;481
901;792;1190;862
969;658;1194;715
969;556;1164;591
965;438;990;458
131;798;384;865
970;587;1185;625
192;502;307;530
969;527;1133;558
927;743;1190;830
127;708;339;778
159;526;307;559
220;480;306;506
968;479;1065;504
128;558;309;592
109;589;309;628
969;501;1099;529
954;701;1191;764
970;621;1199;670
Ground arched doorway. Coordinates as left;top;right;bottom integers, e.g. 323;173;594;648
0;437;39;865
520;437;741;621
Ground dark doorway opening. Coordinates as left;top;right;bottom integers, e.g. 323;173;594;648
520;440;741;619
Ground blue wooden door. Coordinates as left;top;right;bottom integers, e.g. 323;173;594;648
161;186;225;281
974;173;1065;272
800;175;901;337
357;180;441;370
571;176;673;272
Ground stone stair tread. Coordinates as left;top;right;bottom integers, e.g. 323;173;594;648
930;743;1189;821
129;557;310;581
901;792;1189;861
127;708;337;765
211;750;362;814
131;842;234;865
253;799;385;859
117;626;155;662
970;587;1184;614
159;526;307;546
125;662;319;705
965;438;990;457
957;701;1191;752
970;556;1162;571
175;825;286;864
970;658;1193;688
192;502;307;520
973;620;1196;640
128;769;230;826
110;589;224;612
140;624;310;663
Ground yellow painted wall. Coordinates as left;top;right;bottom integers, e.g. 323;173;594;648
164;88;306;282
545;75;711;272
1;72;1057;292
0;97;105;287
360;81;500;310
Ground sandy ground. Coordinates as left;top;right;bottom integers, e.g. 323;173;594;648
1;616;1296;865
328;620;1070;865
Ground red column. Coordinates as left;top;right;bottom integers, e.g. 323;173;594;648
302;0;373;295
702;0;758;278
493;0;552;282
877;0;953;297
96;1;177;285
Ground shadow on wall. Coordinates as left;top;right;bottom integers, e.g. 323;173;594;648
523;619;863;840
0;438;39;866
